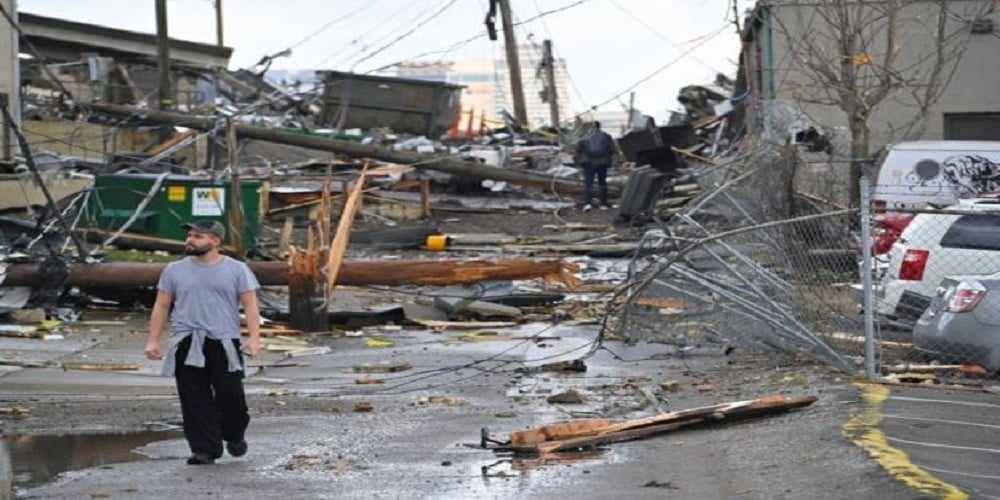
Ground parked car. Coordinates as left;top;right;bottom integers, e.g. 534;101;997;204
872;213;914;255
913;273;1000;371
877;199;1000;322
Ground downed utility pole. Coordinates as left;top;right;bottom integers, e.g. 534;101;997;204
86;103;617;197
3;259;579;289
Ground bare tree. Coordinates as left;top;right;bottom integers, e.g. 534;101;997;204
767;0;994;205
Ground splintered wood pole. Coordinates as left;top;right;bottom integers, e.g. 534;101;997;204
288;246;326;332
324;163;368;299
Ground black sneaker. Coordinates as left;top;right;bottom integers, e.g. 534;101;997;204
226;439;248;457
186;453;216;465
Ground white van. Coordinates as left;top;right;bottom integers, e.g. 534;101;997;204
874;141;1000;212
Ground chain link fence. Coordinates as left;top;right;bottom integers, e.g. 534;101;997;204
608;145;866;373
870;181;1000;376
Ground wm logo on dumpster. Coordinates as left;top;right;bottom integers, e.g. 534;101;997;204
192;187;225;216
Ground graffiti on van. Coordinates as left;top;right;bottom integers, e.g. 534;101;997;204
905;159;946;194
903;155;1000;196
941;155;1000;195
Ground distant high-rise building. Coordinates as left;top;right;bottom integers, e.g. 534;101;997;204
391;42;573;132
494;43;573;129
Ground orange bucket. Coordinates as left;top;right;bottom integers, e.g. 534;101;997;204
426;235;451;251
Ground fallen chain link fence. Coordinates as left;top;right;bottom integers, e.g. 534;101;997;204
606;145;868;374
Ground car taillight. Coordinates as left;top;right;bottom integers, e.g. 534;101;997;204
874;199;887;214
898;249;929;280
944;281;986;313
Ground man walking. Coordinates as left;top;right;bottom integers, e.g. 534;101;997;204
144;220;261;465
575;121;616;210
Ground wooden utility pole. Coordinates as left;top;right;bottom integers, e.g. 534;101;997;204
542;39;560;127
215;0;224;47
154;0;173;141
498;0;527;125
226;122;245;255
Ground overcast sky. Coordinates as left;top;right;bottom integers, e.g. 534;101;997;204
20;0;754;121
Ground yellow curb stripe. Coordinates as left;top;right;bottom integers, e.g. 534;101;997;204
843;382;967;499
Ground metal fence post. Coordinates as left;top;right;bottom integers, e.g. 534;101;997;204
860;176;877;378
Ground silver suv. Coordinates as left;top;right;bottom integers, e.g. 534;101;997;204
878;199;1000;322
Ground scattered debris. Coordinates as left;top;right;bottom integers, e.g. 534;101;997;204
660;380;682;392
364;338;395;348
351;362;412;374
9;308;46;323
642;480;679;490
694;383;715;393
0;406;32;418
61;362;139;371
546;389;586;404
423;396;465;406
539;359;587;373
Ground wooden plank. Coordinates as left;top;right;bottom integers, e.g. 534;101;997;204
525;395;817;454
278;216;295;257
410;319;519;330
509;418;612;446
531;421;695;454
325;165;369;296
829;332;913;349
148;129;196;155
420;178;431;218
882;363;967;374
242;327;305;337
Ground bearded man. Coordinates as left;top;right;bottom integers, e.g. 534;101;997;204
144;220;261;465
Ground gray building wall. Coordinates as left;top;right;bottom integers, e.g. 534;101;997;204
752;0;1000;153
0;0;20;160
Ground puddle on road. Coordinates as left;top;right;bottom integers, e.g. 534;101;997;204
479;449;608;479
2;429;183;489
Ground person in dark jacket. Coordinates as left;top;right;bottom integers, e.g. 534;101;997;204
575;121;615;210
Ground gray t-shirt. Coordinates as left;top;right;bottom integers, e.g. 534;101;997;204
157;256;260;339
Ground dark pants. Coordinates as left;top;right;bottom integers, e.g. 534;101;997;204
581;162;609;205
174;336;249;458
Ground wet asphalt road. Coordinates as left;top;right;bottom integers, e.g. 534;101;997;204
0;318;936;499
882;386;1000;499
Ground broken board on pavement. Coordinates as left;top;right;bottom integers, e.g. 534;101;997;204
489;394;817;454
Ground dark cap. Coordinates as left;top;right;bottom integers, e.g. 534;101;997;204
181;220;226;240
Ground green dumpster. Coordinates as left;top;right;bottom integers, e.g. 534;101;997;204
85;173;263;247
